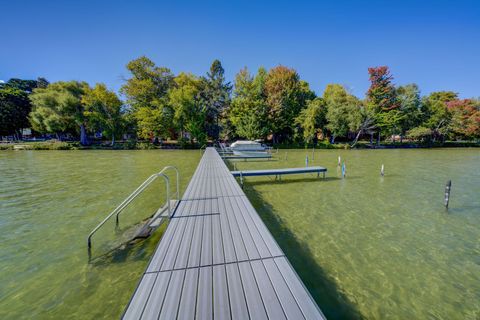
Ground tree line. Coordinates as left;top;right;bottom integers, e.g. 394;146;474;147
1;56;479;146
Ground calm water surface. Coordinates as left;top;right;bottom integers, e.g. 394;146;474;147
234;148;480;319
0;150;200;319
1;148;479;319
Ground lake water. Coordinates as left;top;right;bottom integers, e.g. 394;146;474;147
0;148;479;319
0;150;201;319
234;148;480;319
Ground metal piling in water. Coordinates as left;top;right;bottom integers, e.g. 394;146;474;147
444;180;452;209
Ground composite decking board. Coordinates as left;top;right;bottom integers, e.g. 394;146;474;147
196;266;213;320
250;259;287;320
187;215;204;268
140;271;171;320
274;257;326;320
237;261;268;320
230;195;270;258
148;197;193;272
124;148;324;320
212;214;225;265
160;213;189;271
123;273;157;319
218;197;237;264
262;258;306;320
225;263;250;320
200;214;213;266
231;196;271;258
173;210;197;270
213;264;231;320
158;269;186;320
177;268;199;319
238;195;284;257
221;195;249;262
146;217;182;273
224;195;261;260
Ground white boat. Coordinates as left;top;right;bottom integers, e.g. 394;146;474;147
229;140;269;152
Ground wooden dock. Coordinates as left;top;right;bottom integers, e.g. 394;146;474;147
123;147;325;319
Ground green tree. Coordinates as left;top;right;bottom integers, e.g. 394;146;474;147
0;78;48;138
199;59;232;141
82;83;124;145
30;81;90;144
406;126;433;143
349;106;376;147
121;56;175;140
396;84;423;140
366;66;401;142
229;67;269;140
295;98;326;144
168;73;207;145
323;84;361;143
421;91;458;141
265;65;314;143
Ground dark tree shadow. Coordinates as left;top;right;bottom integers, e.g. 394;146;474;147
244;185;365;320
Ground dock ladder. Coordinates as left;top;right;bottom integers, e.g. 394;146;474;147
87;166;180;249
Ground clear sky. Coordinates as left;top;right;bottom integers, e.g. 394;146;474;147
1;0;479;98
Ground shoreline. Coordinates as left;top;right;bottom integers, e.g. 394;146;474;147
1;140;478;151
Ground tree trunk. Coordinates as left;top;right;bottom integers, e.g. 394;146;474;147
111;133;115;146
80;123;88;146
351;130;362;148
370;133;373;145
331;135;335;144
377;132;381;146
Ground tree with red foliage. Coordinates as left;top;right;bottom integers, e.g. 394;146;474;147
366;66;401;142
367;66;398;112
447;99;480;140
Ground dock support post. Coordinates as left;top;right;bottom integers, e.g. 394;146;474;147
444;180;451;209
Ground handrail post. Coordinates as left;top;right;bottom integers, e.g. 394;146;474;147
164;174;171;216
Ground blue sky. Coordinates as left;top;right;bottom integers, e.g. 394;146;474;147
1;0;479;98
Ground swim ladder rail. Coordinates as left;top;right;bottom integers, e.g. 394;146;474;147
87;166;180;249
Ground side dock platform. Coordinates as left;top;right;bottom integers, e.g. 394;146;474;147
123;147;326;319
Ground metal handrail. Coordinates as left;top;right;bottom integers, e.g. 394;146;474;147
87;166;180;249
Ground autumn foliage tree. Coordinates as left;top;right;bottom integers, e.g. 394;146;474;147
366;66;402;141
447;99;480;140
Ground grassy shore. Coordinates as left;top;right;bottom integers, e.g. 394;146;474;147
1;140;478;151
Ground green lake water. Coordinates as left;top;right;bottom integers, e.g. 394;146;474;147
0;149;479;319
0;150;201;319
234;148;480;319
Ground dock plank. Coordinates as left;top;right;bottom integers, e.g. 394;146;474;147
123;148;325;320
140;272;171;320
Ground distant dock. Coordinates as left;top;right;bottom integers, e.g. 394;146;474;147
231;166;327;179
123;147;325;319
221;153;272;160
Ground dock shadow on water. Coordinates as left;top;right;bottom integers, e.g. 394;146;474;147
244;184;364;320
